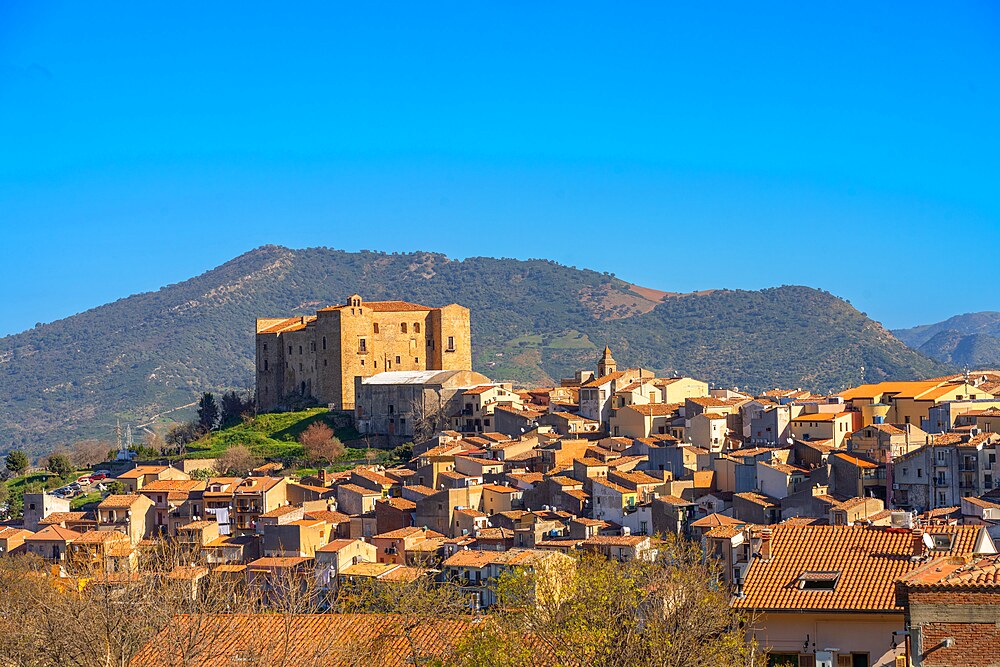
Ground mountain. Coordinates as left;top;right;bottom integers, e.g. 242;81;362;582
0;245;947;455
894;313;1000;368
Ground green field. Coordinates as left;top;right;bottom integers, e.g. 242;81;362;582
181;409;383;466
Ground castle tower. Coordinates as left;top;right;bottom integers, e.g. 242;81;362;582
597;345;617;377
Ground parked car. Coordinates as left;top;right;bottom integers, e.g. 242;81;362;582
93;469;112;477
77;475;92;484
90;473;107;481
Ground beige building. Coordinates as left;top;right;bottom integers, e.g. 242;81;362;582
256;295;472;411
354;369;492;439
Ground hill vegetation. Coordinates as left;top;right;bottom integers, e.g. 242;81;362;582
894;312;1000;368
0;245;947;455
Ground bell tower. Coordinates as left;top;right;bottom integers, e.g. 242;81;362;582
597;345;617;377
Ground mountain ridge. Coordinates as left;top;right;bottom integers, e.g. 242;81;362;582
893;312;1000;368
0;245;948;455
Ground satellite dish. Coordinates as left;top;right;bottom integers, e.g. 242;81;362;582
922;533;934;550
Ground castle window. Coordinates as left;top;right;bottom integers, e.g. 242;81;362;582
323;359;327;367
263;360;268;371
396;356;401;365
263;344;267;352
389;405;394;414
401;323;408;333
361;359;365;366
447;336;455;351
299;363;303;371
299;346;303;355
289;346;292;355
414;357;419;364
322;337;327;350
387;359;392;369
414;323;420;333
374;360;377;368
373;323;379;334
359;339;367;353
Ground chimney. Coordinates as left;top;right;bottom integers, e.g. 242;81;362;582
759;528;772;561
912;528;925;558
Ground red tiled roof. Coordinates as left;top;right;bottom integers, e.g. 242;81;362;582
734;525;986;612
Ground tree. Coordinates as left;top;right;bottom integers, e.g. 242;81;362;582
68;439;112;468
197;392;220;432
45;454;74;479
458;538;755;667
166;421;203;451
298;422;345;465
5;450;28;476
220;390;253;426
0;481;9;508
215;445;261;476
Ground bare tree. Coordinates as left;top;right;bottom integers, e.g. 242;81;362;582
298;422;345;465
215;445;261;476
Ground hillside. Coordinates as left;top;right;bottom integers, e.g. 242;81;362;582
0;245;947;455
894;313;1000;367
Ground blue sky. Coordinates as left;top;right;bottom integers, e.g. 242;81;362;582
1;2;998;336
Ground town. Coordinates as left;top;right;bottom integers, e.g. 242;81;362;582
2;295;999;667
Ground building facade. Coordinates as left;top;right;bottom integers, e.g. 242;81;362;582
256;295;472;411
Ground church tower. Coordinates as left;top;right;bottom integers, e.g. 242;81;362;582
597;345;617;377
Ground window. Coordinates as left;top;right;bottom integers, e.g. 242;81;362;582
928;533;954;550
288;346;292;355
323;359;327;367
322;336;327;350
917;468;923;478
263;360;268;371
401;323;407;333
414;357;419;363
387;359;392;369
414;323;420;333
263;344;267;352
796;570;841;590
373;323;379;334
360;359;365;366
359;339;367;353
395;356;401;364
299;346;303;355
447;336;455;351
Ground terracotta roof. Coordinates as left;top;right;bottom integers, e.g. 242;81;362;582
129;613;471;667
322;300;433;313
900;554;1000;590
734;525;987;612
482;484;520;494
247;557;312;569
98;494;146;509
691;513;745;528
72;530;129;544
27;525;82;542
259;505;302;519
581;371;627;389
475;527;513;540
115;466;168;479
378;497;416;511
706;525;745;539
38;511;89;525
832;452;880;469
626;403;683;417
139;479;205;493
317;538;367;553
583;535;647;548
303;510;351;524
374;526;442;540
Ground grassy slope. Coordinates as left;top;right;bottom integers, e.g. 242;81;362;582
181;409;393;468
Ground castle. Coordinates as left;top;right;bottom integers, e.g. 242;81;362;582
255;295;472;412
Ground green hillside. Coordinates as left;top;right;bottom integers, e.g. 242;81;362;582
894;313;1000;368
0;245;948;455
